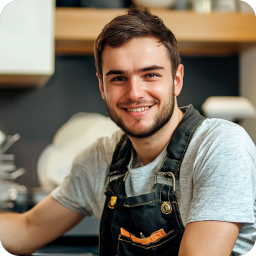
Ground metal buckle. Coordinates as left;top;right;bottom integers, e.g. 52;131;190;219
161;201;172;214
108;196;117;209
154;172;176;192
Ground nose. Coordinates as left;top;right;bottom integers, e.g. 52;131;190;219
125;76;145;101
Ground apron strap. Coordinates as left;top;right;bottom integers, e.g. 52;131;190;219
161;105;205;178
108;105;205;179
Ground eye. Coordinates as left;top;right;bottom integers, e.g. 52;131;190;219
144;73;160;79
145;73;156;78
110;76;127;82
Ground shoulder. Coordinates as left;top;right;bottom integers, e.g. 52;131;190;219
53;129;125;217
73;129;125;172
182;117;256;183
183;119;256;228
196;118;251;140
190;118;256;163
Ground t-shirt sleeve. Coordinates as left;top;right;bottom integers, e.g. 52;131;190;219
51;130;123;218
187;124;256;225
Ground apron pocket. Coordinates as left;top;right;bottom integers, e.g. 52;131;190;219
118;228;179;256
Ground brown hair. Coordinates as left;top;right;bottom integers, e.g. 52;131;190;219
94;6;181;80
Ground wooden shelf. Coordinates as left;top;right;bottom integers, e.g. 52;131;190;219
0;75;51;88
55;8;256;56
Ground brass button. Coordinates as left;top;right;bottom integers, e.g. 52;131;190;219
108;196;117;209
161;202;172;214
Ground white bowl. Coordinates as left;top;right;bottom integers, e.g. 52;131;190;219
132;0;177;8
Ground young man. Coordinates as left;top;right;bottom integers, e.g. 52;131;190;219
0;7;256;256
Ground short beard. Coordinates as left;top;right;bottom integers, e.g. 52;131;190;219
104;91;175;139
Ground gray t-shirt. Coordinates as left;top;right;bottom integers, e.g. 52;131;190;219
52;118;256;255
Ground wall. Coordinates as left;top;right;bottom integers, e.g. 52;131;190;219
240;46;256;144
0;55;239;189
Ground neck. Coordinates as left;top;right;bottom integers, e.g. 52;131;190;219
129;103;184;165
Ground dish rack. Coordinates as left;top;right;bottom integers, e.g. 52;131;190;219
0;131;27;211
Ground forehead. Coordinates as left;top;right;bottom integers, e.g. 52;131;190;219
101;37;171;74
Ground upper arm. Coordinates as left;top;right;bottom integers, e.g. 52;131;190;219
187;125;255;225
22;194;85;253
178;221;241;256
180;125;254;255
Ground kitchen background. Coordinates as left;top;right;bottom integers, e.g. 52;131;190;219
0;55;239;189
0;0;255;253
1;0;249;190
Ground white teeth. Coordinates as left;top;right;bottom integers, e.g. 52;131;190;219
127;107;150;112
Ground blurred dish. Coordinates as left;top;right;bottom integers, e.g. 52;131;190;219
0;130;6;145
37;145;60;188
202;96;256;121
37;113;120;188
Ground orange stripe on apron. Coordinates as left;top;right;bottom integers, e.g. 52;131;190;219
120;228;166;245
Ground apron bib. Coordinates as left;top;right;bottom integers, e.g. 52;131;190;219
98;105;237;256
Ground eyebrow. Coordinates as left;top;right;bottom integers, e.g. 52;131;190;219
105;65;165;76
105;70;126;76
138;65;165;72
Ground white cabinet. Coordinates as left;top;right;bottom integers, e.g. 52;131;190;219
0;0;55;88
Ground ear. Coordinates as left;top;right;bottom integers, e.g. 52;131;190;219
173;64;184;97
96;73;106;100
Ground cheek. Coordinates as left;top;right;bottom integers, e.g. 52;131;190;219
104;86;122;104
147;82;171;100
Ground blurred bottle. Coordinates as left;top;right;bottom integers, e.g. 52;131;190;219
132;0;177;9
192;0;212;13
175;0;188;10
212;0;237;12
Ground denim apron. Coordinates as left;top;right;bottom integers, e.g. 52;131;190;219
98;105;238;256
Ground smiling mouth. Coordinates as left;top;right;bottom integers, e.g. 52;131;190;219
126;106;151;112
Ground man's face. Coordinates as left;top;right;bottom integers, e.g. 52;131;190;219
98;36;180;138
